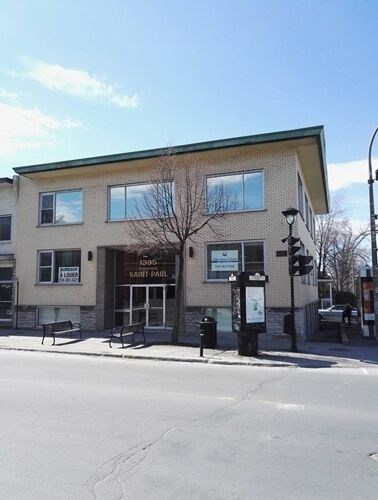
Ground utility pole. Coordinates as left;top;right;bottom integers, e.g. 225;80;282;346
288;222;297;352
282;207;313;352
368;126;378;339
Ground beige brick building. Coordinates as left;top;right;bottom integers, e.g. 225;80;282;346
13;126;329;338
0;176;18;326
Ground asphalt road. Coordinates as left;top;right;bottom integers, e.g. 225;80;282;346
1;351;377;500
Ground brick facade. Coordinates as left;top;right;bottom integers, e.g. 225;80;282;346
13;129;327;336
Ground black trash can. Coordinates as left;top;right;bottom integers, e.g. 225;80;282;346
283;314;292;335
199;316;217;348
237;331;258;356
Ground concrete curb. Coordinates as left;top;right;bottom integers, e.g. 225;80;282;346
0;344;368;369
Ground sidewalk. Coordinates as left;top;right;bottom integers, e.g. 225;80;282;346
0;327;377;368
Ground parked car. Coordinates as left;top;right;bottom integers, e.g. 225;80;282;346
318;304;359;323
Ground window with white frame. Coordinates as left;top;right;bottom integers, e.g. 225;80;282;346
206;171;263;213
206;241;264;280
297;174;304;215
38;250;81;284
109;182;174;220
39;190;83;225
305;194;309;227
309;207;313;236
306;249;311;284
300;243;306;284
0;215;11;241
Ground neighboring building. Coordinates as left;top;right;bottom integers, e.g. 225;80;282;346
13;126;329;338
0;177;17;326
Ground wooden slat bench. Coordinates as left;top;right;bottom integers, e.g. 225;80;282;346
109;322;146;348
42;320;82;345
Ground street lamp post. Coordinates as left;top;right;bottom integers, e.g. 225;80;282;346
282;207;299;352
368;126;378;339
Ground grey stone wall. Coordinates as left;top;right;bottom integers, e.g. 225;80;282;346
80;306;97;330
184;307;205;335
266;307;305;338
15;305;37;328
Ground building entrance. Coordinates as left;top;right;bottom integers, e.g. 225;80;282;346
114;284;175;328
113;248;176;328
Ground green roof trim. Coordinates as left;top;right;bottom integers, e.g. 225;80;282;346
0;177;13;184
13;125;328;210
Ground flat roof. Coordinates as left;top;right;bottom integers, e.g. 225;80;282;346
0;177;13;184
13;125;329;211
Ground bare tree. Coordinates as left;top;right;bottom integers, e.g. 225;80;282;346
316;194;370;293
127;150;233;343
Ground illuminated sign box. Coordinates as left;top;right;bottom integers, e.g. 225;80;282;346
229;272;267;333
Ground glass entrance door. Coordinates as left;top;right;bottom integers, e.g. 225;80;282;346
147;286;164;326
115;284;175;327
131;285;166;327
131;286;147;325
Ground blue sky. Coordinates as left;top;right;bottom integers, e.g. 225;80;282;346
0;0;377;224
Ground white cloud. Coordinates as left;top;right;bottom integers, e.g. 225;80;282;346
0;87;19;102
0;102;81;156
19;57;139;108
349;218;370;232
327;158;377;191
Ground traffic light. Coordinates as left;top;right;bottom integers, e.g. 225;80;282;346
287;236;313;276
287;235;300;276
296;255;313;276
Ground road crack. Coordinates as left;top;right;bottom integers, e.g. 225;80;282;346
86;367;292;499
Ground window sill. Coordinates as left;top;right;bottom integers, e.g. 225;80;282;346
37;222;84;228
203;280;229;283
35;282;83;286
105;216;172;222
205;208;266;216
0;241;12;244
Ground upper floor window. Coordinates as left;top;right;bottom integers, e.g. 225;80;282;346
305;194;309;227
309;207;313;236
40;190;83;225
206;241;264;281
300;243;306;284
206;171;263;213
297;174;304;215
38;249;81;284
0;215;11;241
109;182;173;220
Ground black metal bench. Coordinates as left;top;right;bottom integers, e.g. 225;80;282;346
109;322;146;348
42;320;82;345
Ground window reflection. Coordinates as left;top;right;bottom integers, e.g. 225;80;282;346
55;191;83;224
206;171;263;212
109;182;173;220
243;172;263;210
110;187;125;219
126;184;149;218
40;191;82;225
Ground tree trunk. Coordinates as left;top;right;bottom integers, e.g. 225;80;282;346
172;248;184;344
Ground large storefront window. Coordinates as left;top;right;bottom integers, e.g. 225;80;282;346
206;241;264;281
38;250;81;284
0;266;13;322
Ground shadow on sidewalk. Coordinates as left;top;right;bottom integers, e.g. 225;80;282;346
256;351;338;369
2;327;378;367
